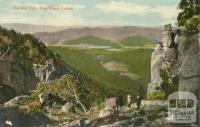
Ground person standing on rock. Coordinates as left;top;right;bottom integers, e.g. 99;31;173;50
38;93;45;108
134;96;142;110
48;90;53;108
127;95;132;107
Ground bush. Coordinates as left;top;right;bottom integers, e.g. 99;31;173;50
30;74;105;112
160;69;178;98
19;101;41;115
147;92;166;100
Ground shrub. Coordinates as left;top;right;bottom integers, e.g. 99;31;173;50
19;101;41;115
147;92;166;100
160;69;178;98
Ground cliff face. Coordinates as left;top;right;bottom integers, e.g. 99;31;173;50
32;58;67;84
0;57;67;104
0;59;11;85
10;64;38;95
148;24;199;99
0;27;67;103
177;34;199;95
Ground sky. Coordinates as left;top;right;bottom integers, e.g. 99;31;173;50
0;0;181;27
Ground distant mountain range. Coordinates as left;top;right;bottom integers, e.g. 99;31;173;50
1;23;162;44
0;23;69;34
62;35;155;47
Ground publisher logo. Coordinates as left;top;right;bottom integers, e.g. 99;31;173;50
167;91;198;123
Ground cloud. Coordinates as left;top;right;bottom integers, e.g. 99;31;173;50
0;14;83;26
96;1;149;15
0;2;87;26
0;0;178;26
151;6;178;19
15;3;85;11
96;1;178;19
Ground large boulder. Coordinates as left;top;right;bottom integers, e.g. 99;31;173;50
99;107;115;118
3;95;29;107
0;106;51;127
142;100;167;111
99;97;118;118
61;102;75;114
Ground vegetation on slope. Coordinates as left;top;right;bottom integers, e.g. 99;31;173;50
0;27;55;69
0;27;109;108
31;74;106;111
63;35;155;48
49;46;153;97
64;35;118;46
119;36;155;47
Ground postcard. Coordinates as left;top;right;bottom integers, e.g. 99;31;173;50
0;0;199;127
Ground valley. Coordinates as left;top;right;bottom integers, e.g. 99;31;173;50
49;36;155;96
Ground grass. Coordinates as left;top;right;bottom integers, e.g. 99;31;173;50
120;36;155;47
49;46;153;97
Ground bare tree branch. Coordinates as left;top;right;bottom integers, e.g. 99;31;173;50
0;46;10;59
64;80;88;113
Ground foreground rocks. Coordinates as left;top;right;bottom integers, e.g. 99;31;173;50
3;95;29;107
1;97;197;127
62;102;76;114
62;112;168;127
0;96;55;127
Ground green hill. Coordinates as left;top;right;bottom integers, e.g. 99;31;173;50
120;36;155;47
64;35;118;46
49;46;153;97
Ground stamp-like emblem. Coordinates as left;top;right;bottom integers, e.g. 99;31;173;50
167;91;198;123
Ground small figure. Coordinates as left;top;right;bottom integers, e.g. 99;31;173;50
48;91;53;108
134;96;142;110
127;95;132;107
55;93;66;105
115;97;120;119
38;93;45;108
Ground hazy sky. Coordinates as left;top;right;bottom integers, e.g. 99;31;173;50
0;0;180;26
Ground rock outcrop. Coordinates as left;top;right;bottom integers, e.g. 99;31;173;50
0;56;67;104
148;24;177;95
148;43;164;93
33;58;67;84
148;24;200;100
33;58;55;84
0;97;52;127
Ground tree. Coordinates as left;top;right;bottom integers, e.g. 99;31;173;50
63;75;88;113
177;0;200;33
